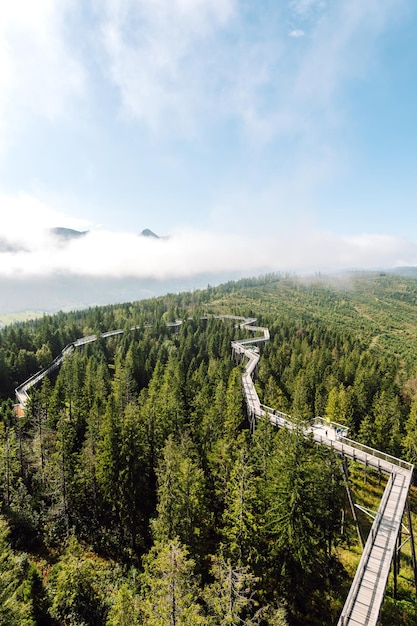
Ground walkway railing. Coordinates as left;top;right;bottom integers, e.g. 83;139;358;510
339;437;413;473
231;316;415;626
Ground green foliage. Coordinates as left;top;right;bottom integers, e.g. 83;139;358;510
106;582;141;626
0;517;35;625
204;551;265;626
324;384;354;428
139;539;205;626
0;421;21;509
381;597;417;626
403;397;417;463
1;272;417;623
221;442;259;566
152;434;211;564
265;428;343;611
48;537;118;626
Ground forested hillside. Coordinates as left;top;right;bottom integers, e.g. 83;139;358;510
1;272;417;625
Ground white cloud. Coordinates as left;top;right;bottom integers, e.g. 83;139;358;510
0;193;91;247
0;0;85;152
0;0;408;149
92;0;406;143
292;0;406;106
0;0;413;283
0;194;416;281
289;0;326;19
96;0;236;133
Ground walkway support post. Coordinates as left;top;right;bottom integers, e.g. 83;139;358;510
393;532;398;600
406;499;417;593
341;459;364;549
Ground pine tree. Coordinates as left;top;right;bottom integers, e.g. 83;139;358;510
96;395;121;513
106;582;141;626
0;517;35;625
291;371;312;422
117;401;151;550
139;539;205;626
204;549;276;626
224;368;246;437
324;384;353;428
48;537;113;625
372;390;404;456
403;397;417;463
357;413;376;448
152;435;211;564
264;428;343;608
27;379;52;487
221;442;259;566
0;422;20;508
45;412;78;537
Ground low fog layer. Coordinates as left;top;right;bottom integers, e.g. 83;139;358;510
2;195;417;285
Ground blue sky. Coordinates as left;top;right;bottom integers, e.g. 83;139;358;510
1;0;417;292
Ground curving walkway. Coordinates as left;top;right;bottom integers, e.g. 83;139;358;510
15;323;181;408
15;314;415;625
232;316;414;626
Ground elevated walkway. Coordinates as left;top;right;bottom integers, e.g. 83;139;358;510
15;324;183;411
231;316;415;626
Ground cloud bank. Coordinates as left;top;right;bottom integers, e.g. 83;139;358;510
1;195;416;285
0;0;85;154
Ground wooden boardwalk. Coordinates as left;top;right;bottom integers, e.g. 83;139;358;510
15;332;113;406
232;316;414;626
15;314;415;625
337;469;411;625
15;323;183;409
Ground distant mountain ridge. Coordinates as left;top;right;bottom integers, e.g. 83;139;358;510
390;266;417;278
50;227;164;240
50;227;88;241
140;228;159;238
139;228;168;239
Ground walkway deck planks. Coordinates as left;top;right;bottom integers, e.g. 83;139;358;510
232;316;414;626
337;469;412;625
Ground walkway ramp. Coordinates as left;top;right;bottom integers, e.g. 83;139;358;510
232;316;415;626
337;468;412;626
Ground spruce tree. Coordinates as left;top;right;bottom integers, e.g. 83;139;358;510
139;539;205;626
0;517;35;625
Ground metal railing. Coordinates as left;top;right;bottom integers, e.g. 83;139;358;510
232;317;414;626
310;416;413;471
337;472;394;625
338;437;413;472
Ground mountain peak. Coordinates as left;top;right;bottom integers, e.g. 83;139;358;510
140;229;160;238
50;227;88;241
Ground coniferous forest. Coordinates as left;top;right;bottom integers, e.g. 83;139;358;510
1;272;417;625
